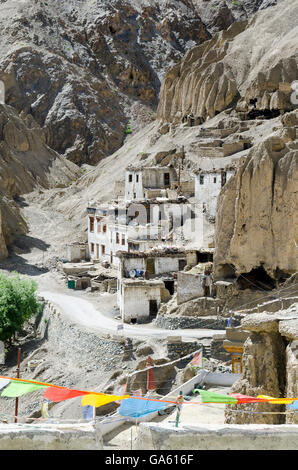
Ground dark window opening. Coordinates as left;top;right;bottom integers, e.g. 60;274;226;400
146;258;155;274
213;177;217;183
131;318;137;324
128;174;133;182
237;266;276;291
136;175;139;183
178;259;187;271
197;252;213;263
164;173;170;187
221;171;227;187
149;300;158;317
200;175;204;185
164;280;175;295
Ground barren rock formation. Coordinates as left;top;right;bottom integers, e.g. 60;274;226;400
0;0;282;165
0;104;81;259
0;0;212;164
157;0;297;124
214;110;298;281
225;303;298;424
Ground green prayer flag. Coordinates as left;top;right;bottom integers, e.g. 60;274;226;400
199;389;238;404
1;381;47;397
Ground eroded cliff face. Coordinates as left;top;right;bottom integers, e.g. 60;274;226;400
225;304;298;424
0;0;284;165
214;110;298;281
0;103;81;259
157;0;297;124
0;0;212;165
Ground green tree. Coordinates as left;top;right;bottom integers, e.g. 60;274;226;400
0;273;41;343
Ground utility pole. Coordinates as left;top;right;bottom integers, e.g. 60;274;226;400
14;348;21;423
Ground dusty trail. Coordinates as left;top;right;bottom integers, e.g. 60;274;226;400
40;289;225;340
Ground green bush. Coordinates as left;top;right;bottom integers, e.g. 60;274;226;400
0;273;41;343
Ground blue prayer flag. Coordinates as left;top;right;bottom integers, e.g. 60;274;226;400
119;398;167;418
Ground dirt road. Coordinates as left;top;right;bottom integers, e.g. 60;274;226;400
40;289;225;340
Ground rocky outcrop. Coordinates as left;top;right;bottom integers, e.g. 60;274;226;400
0;0;284;165
225;304;298;424
0;104;81;259
193;0;281;34
157;0;297;124
0;0;212;165
214;110;298;281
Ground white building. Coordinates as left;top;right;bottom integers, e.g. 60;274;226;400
87;198;192;266
118;279;165;324
117;249;187;323
125;166;178;200
194;167;235;218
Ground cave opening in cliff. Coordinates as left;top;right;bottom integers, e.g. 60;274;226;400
247;108;281;120
237;266;276;291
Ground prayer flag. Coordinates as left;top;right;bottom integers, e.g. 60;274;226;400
44;387;89;402
41;401;50;419
257;395;295;404
287;401;298;410
81;393;129;408
0;379;10;391
146;357;156;392
230;393;268;403
1;381;47;397
119;397;167;418
83;405;95;420
199;390;238;404
191;352;202;367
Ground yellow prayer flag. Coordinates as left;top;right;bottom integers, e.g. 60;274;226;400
257;395;294;404
81;393;130;408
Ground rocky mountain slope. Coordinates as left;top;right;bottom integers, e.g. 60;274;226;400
0;0;282;165
0;104;81;260
157;0;297;124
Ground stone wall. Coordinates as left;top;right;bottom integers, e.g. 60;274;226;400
0;423;102;450
135;422;298;450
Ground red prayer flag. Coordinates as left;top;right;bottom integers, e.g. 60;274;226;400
191;352;201;366
230;393;269;404
146;357;156;392
44;387;89;402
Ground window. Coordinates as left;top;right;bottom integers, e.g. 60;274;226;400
103;224;107;233
221;171;227;187
213;177;217;184
89;217;94;232
164;173;170;187
200;175;204;185
136;174;139;183
133;193;136;199
116;232;120;244
101;245;105;254
90;243;94;253
128;174;133;182
122;235;125;246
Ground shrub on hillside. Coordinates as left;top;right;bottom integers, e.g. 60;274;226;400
0;273;41;343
